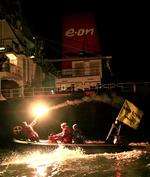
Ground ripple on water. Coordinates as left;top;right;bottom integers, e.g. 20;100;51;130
0;147;149;177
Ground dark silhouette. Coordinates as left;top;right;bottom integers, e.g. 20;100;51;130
72;124;85;144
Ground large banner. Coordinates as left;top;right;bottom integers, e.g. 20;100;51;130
62;13;101;69
117;99;143;129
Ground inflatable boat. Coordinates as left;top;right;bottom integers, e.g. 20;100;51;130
12;139;132;153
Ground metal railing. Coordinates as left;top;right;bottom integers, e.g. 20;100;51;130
1;82;150;99
59;67;100;78
1;87;56;99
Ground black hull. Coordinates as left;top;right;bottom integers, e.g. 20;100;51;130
11;139;132;154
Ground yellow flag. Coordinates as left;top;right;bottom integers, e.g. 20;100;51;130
117;99;143;129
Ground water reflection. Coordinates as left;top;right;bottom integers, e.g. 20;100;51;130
115;159;122;177
25;146;85;176
101;150;147;177
35;164;47;176
0;147;148;177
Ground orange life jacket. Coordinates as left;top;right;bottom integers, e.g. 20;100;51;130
22;125;39;141
61;127;72;143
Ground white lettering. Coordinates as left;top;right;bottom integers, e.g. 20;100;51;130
77;29;85;36
65;28;74;37
85;28;94;35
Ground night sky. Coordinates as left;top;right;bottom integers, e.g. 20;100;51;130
21;0;112;55
22;1;150;82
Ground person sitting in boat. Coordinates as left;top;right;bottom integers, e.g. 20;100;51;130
72;124;85;144
61;122;73;143
21;121;39;142
48;122;73;144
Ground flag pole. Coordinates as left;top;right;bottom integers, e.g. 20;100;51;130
105;122;115;142
105;118;120;143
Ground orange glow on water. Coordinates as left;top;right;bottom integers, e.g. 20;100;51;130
1;147;146;177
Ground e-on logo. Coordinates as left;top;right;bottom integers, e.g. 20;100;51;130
65;28;95;37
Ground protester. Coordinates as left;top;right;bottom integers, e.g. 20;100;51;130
21;121;39;142
60;122;73;143
72;124;85;144
48;122;73;143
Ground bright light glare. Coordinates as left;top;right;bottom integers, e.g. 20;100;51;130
31;102;49;117
5;53;17;65
30;55;35;59
0;47;5;51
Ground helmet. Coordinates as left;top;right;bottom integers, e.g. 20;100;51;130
72;124;78;130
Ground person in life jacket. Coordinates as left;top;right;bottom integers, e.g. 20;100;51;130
21;121;39;142
72;124;85;144
48;122;72;144
60;122;72;143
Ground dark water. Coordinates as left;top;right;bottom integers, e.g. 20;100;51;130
0;146;150;177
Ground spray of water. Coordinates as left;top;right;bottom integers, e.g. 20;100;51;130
2;148;145;167
1;146;85;176
1;148;146;177
1;146;85;166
